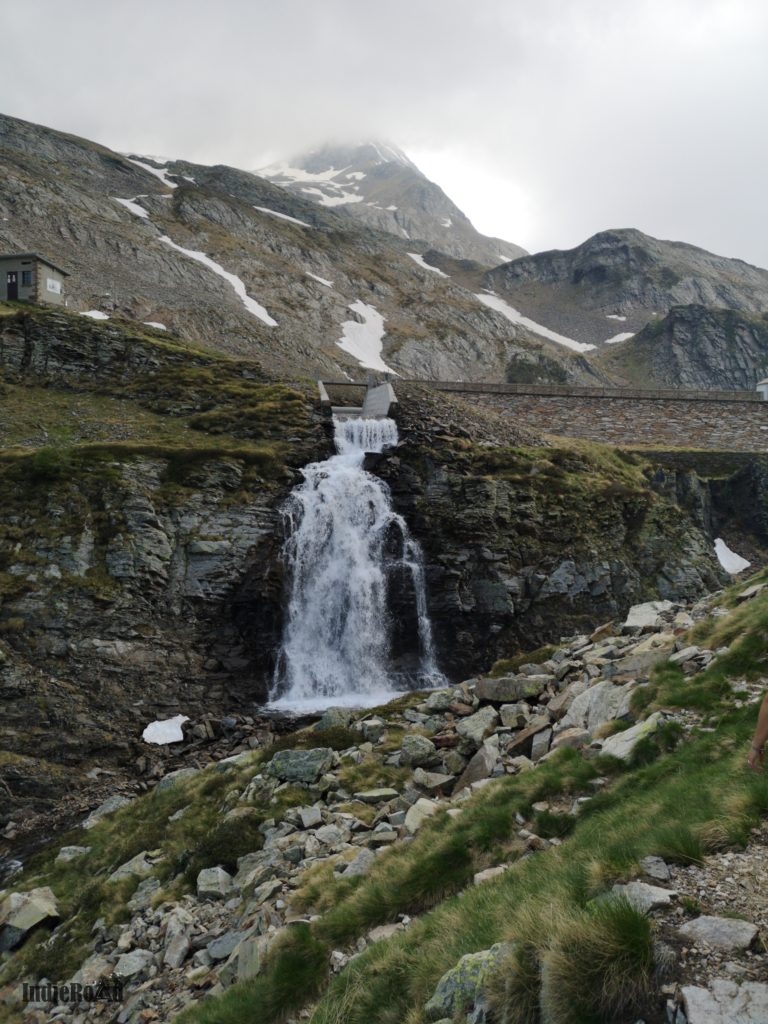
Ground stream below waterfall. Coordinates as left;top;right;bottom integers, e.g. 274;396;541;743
269;416;443;711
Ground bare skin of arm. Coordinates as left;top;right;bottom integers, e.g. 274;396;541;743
747;691;768;771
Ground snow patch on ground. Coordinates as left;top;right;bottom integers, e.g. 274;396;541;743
254;205;312;227
387;205;398;211
126;158;178;190
441;217;453;227
476;293;596;353
306;272;333;287
604;332;635;344
407;253;448;277
80;310;109;320
143;321;167;330
345;171;366;180
300;186;365;207
606;314;627;321
113;196;149;219
142;714;189;745
337;300;397;374
159;236;277;326
714;538;751;574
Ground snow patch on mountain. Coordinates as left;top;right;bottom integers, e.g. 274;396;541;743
126;158;178;190
408;253;448;277
604;332;635;344
476;293;596;353
159;236;277;326
254;205;312;228
113;197;149;219
714;538;750;574
337;300;397;374
306;273;333;287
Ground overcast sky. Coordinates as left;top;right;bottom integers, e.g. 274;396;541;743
3;0;767;268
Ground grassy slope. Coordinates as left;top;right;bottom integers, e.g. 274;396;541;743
174;573;768;1024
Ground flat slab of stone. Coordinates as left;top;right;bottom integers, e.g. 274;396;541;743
475;675;549;703
612;881;677;913
682;980;768;1023
82;794;133;828
353;788;399;804
108;850;155;882
452;743;497;796
558;680;636;733
679;915;758;950
456;706;500;748
114;948;155;979
0;887;59;951
623;600;674;633
55;845;91;864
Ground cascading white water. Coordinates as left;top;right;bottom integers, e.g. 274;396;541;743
270;416;442;710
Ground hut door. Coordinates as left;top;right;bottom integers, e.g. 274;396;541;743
6;272;18;300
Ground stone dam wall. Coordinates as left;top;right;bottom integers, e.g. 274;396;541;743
323;381;768;453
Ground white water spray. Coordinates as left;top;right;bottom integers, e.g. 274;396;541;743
270;417;442;710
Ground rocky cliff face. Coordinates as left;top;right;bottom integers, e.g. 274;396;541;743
258;141;527;267
484;229;768;351
0;113;570;385
595;304;768;389
0;308;747;838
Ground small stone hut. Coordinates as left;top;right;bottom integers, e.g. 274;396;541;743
0;253;69;306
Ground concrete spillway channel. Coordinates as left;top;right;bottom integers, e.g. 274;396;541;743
318;380;399;420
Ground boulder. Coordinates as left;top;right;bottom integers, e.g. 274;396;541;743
623;600;674;634
108;850;156;883
114;948;155;980
424;943;511;1021
400;734;440;768
599;712;662;761
452;743;498;796
265;748;336;784
456;707;500;748
55;846;91;864
475;675;548;703
558;681;636;734
196;866;233;899
412;768;455;795
612;881;677;913
404;798;440;834
0;886;59;951
353;787;400;804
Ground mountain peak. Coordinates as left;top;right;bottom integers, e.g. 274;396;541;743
257;140;526;267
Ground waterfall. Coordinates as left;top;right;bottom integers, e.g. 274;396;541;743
270;416;442;710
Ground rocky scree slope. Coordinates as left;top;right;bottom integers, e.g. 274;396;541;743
2;584;768;1024
0;112;582;385
258;140;527;268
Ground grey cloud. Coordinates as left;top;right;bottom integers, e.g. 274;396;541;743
2;0;767;267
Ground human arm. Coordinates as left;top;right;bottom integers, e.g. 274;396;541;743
747;691;768;771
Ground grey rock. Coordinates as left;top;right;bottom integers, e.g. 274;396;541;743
456;707;500;748
155;767;200;792
669;645;702;664
108;850;155;883
530;728;552;761
315;707;356;732
0;887;59;951
81;794;133;829
679;915;758;950
353;787;400;804
612;881;677;913
424;943;511;1021
412;767;455;794
114;948;155;979
55;845;91;864
452;743;498;796
297;806;323;830
599;712;662;760
475;676;548;703
558;680;636;734
404;798;440;834
682;980;768;1023
400;734;440;768
623;600;674;633
266;747;336;784
196;866;233;899
208;930;247;962
342;848;376;878
640;855;671;881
